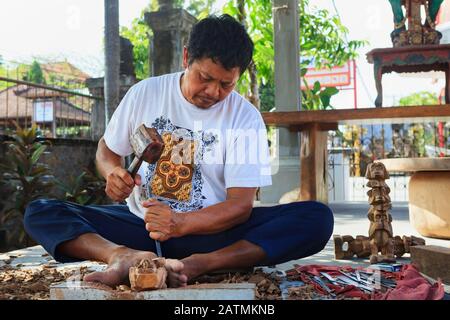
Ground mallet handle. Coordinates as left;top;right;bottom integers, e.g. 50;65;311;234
127;156;143;178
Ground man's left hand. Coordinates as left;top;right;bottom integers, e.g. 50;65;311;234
142;199;184;241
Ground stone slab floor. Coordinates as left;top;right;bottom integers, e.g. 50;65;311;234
1;201;449;297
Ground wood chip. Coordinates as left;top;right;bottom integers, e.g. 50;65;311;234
0;264;91;300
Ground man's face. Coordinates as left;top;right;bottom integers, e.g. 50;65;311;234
181;48;241;109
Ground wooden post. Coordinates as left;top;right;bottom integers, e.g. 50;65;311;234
299;123;329;203
104;0;120;124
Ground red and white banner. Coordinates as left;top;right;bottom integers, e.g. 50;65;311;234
301;61;352;90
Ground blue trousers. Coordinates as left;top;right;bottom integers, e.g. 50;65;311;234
24;199;334;266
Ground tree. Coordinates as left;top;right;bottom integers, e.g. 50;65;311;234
299;0;367;110
120;0;216;80
25;60;45;84
182;0;216;18
120;1;157;80
235;0;260;109
224;0;367;111
300;0;366;70
123;0;366;110
398;91;439;106
224;0;273;109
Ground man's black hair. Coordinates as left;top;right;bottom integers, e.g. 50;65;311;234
187;14;254;75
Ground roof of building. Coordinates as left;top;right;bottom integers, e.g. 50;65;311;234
0;85;91;123
41;61;91;83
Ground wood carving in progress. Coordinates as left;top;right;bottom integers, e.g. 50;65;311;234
129;258;168;291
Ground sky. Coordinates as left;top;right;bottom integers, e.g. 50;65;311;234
0;0;226;76
310;0;449;108
0;0;448;108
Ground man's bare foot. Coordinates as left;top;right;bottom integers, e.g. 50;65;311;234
83;246;188;288
165;259;188;288
180;254;209;283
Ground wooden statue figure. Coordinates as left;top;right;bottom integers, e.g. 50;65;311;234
388;0;444;47
334;234;425;259
393;235;426;257
365;162;396;264
334;235;372;259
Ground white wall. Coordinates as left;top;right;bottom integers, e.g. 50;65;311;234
328;152;410;202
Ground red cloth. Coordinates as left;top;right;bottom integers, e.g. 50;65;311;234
288;264;445;300
374;264;445;300
290;264;370;300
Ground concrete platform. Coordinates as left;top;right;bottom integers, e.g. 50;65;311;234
274;202;450;271
2;201;449;299
50;281;255;300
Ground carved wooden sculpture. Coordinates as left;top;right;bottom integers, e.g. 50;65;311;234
129;258;167;291
333;160;426;261
334;235;372;259
365;162;396;264
393;235;426;257
334;234;425;260
388;0;444;47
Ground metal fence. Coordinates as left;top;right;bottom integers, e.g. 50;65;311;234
326;121;449;202
0;76;102;140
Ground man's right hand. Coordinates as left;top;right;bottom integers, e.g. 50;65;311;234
105;166;141;202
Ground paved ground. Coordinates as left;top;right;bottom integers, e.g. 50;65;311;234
276;201;450;271
1;201;449;296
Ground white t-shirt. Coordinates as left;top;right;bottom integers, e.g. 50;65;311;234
103;71;272;219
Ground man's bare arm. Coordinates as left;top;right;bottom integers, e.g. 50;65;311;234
176;187;257;236
96;137;124;179
96;137;139;202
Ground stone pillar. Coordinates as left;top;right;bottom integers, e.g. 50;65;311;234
86;76;136;141
86;36;137;141
86;78;106;142
145;1;197;76
120;37;136;78
104;0;121;123
260;0;301;204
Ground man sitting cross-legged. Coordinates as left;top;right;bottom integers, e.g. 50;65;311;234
24;14;333;288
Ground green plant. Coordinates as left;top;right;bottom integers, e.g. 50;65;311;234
56;165;108;206
120;16;152;80
300;0;367;70
259;82;275;112
223;0;366;110
24;60;45;84
398;91;439;106
0;122;54;248
301;69;339;110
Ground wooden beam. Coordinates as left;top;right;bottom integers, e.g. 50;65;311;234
379;157;450;172
410;245;450;285
262;105;450;202
262;104;450;127
290;123;338;132
299;124;328;203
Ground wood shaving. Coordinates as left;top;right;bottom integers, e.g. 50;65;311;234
0;265;90;300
